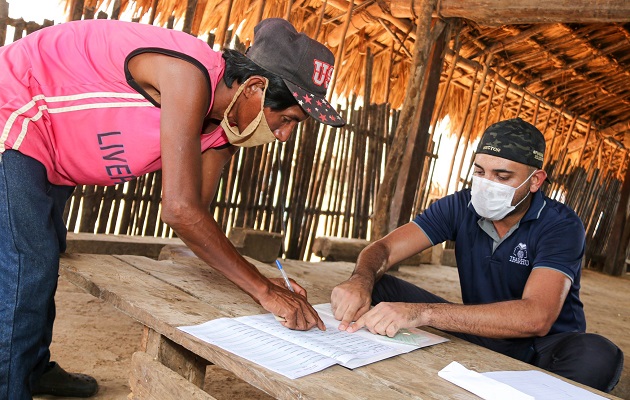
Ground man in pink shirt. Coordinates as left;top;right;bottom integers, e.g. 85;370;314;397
0;18;344;398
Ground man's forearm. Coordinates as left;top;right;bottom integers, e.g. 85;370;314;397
350;241;390;288
415;300;553;338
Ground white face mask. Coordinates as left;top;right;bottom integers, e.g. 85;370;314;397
471;170;536;221
220;77;276;147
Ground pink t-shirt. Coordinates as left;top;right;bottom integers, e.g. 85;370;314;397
0;19;229;186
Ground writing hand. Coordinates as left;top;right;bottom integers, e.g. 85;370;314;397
260;281;326;331
330;276;373;331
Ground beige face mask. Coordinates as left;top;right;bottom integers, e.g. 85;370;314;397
220;77;276;147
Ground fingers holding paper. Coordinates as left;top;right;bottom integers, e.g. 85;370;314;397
347;302;424;337
330;276;373;331
260;282;326;331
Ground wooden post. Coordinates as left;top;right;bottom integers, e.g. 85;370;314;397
327;0;354;100
453;53;494;192
182;0;197;34
217;0;234;49
284;0;294;21
71;0;84;21
604;163;630;276
0;0;9;47
255;0;265;25
84;6;95;19
372;0;440;239
111;0;121;20
12;19;24;42
314;0;327;38
149;0;159;24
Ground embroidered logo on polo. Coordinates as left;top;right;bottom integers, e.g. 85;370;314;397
312;59;333;88
509;243;530;266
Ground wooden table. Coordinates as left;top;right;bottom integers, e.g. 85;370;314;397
59;249;618;400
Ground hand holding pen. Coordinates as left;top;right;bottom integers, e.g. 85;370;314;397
275;259;294;292
274;260;326;331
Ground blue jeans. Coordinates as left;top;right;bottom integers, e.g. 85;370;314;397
0;150;75;399
373;274;624;393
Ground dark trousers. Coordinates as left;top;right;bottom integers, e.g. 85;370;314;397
0;150;75;399
372;274;624;393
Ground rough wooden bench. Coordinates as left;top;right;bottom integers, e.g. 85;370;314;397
312;236;443;266
65;232;184;259
66;230;282;263
228;227;283;263
59;252;619;399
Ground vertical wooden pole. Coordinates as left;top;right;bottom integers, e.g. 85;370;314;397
12;18;24;42
255;0;266;25
453;53;493;192
314;0;327;39
0;0;8;47
444;65;478;192
604;162;630;276
327;0;354;101
71;0;84;21
576;119;593;167
217;0;234;49
0;0;9;47
383;42;395;104
111;0;121;20
149;0;159;24
182;0;198;34
371;0;440;238
284;0;294;21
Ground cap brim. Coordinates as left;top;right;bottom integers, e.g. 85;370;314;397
284;80;345;127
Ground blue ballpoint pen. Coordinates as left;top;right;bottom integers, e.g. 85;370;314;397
275;259;294;292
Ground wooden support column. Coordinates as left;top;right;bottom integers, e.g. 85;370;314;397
0;0;8;47
149;0;159;24
604;163;630;276
371;0;441;239
216;0;234;49
255;0;266;25
111;0;121;20
71;0;84;21
327;0;354;100
182;0;197;34
141;327;208;388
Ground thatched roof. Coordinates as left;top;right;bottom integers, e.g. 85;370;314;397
65;0;630;151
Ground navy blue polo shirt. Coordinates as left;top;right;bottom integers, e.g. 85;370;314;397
413;189;586;335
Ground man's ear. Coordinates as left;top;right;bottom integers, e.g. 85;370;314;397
243;76;266;98
530;169;547;192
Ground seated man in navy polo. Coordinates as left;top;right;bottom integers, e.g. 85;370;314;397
330;118;623;393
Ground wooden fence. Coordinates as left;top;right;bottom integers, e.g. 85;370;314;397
1;0;625;270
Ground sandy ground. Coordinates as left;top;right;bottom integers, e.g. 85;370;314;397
35;263;629;400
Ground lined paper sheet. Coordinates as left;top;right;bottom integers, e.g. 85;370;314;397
179;303;448;379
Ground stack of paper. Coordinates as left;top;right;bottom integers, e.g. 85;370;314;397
179;303;448;379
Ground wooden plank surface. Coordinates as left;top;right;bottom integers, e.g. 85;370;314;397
60;254;419;399
129;351;216;400
60;252;619;399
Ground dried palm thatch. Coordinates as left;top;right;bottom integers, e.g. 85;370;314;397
61;0;630;172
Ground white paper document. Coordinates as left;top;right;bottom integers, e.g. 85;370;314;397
179;303;448;379
484;370;608;400
439;361;608;400
439;361;534;400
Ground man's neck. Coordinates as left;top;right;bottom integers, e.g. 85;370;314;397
492;197;532;238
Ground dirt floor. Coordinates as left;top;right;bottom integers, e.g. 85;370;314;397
36;263;629;400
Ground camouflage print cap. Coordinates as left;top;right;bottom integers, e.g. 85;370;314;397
476;118;545;168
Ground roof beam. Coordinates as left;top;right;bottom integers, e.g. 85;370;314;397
388;0;630;25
